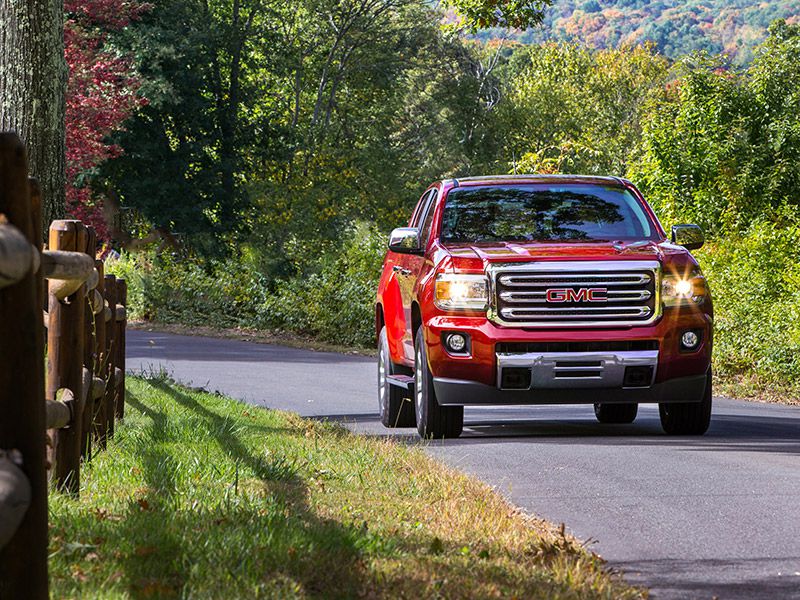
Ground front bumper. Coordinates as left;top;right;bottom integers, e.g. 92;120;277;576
425;308;713;387
433;372;708;406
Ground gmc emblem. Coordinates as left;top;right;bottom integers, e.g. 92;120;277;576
546;287;608;303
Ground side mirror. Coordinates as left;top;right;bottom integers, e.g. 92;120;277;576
388;227;422;254
671;224;704;251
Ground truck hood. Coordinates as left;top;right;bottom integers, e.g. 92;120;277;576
439;240;692;272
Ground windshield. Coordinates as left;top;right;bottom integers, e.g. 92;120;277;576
440;184;656;244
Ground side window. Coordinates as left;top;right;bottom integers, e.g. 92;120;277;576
419;189;438;248
411;189;434;227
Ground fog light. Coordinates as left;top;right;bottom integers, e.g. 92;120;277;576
681;330;700;351
445;333;467;353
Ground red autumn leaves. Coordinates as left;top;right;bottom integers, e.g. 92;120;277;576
65;0;150;241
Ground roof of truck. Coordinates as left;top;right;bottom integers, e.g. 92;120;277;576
446;174;630;188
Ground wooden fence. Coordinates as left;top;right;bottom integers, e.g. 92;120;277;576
0;134;129;598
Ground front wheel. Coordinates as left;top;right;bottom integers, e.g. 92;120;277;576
414;327;463;439
594;402;638;424
378;327;415;428
659;370;712;435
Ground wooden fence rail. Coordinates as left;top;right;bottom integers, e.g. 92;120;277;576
0;134;129;598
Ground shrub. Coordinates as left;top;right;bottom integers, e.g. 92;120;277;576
106;252;268;328
697;218;800;385
109;222;386;348
255;222;385;348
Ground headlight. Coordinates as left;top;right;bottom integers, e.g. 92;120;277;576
662;270;707;307
434;273;488;311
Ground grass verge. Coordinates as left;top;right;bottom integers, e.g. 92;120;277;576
714;374;800;406
49;375;644;599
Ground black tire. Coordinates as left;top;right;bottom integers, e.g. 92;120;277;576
378;327;415;428
414;327;463;439
594;402;638;424
659;369;712;435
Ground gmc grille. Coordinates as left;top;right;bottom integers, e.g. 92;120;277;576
489;261;661;328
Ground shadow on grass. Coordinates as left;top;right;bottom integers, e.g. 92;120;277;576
61;385;374;598
126;391;178;500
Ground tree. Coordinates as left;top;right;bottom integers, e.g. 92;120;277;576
64;0;149;241
443;0;553;31
102;0;496;264
244;0;502;273
100;0;273;255
0;0;68;225
495;42;668;176
629;22;800;234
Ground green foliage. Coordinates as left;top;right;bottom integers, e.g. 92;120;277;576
496;42;668;175
629;21;800;236
110;223;385;348
443;0;553;31
257;223;385;347
102;0;258;254
106;252;268;328
239;1;506;275
104;0;501;263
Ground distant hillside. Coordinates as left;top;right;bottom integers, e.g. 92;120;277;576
475;0;800;63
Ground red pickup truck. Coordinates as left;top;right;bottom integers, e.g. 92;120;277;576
376;175;712;439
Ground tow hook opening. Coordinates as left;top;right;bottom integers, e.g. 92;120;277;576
501;367;532;390
623;366;654;388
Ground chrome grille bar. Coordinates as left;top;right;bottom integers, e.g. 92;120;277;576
499;289;652;303
501;306;652;319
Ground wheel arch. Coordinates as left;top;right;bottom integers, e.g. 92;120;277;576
375;303;385;347
411;301;423;345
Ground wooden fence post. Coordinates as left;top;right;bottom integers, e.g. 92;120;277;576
93;261;107;446
81;228;97;459
0;134;49;598
114;279;127;420
103;275;117;438
46;220;87;493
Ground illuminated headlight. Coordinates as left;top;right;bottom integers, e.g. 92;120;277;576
434;273;488;311
674;279;693;296
662;271;707;307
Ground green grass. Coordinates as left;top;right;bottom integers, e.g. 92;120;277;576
49;375;644;599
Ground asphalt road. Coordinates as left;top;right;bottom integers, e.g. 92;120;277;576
128;329;800;600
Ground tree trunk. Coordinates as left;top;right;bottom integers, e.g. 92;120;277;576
0;0;68;227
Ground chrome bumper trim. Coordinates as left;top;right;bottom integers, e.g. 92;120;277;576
497;350;659;390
